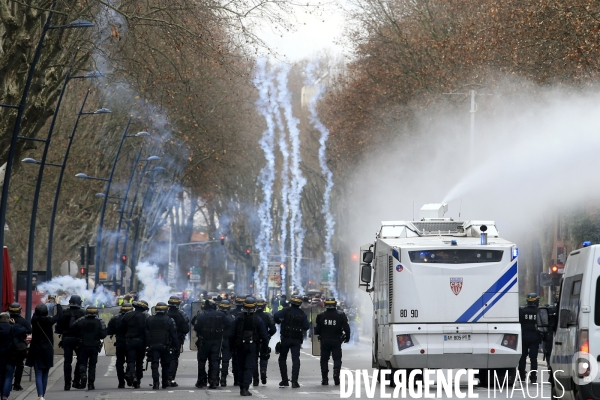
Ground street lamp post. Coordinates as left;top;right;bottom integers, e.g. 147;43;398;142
128;166;165;291
22;66;103;319
111;150;160;292
76;121;149;288
0;0;93;309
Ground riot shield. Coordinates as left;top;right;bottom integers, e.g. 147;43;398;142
189;301;203;351
53;305;67;355
311;306;325;356
99;307;121;356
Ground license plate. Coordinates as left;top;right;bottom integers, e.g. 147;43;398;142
444;334;471;341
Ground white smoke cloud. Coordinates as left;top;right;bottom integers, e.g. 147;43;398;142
135;261;173;308
37;275;115;306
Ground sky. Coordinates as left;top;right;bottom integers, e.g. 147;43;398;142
257;1;347;62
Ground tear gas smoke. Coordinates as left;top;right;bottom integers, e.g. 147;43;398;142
277;64;306;294
254;58;277;298
37;276;115;306
136;261;173;308
305;60;337;299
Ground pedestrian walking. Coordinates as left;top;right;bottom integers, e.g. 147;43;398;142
273;295;309;388
231;297;269;396
0;312;28;400
26;301;63;400
107;302;133;388
55;294;85;390
146;302;178;390
6;303;31;392
314;298;350;385
70;306;107;390
166;296;189;387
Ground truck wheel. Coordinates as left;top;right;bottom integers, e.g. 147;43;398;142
477;369;489;387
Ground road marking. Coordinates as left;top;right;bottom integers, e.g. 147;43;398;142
104;356;116;376
250;389;268;398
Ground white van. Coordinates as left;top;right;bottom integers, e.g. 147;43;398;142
550;242;600;400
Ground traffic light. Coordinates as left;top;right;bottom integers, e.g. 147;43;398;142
120;254;127;269
246;247;252;258
550;265;562;286
220;235;225;245
79;267;86;276
187;270;191;280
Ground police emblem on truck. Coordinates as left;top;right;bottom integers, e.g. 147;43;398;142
450;277;463;295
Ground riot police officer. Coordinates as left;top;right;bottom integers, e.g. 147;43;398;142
314;298;350;385
166;296;190;387
146;302;179;389
56;294;85;390
274;295;309;388
519;293;541;383
232;297;269;396
120;299;150;388
195;299;231;389
254;298;276;386
7;302;31;392
230;295;246;386
218;300;234;386
70;306;107;390
107;302;133;388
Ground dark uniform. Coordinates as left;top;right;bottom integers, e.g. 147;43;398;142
254;298;276;386
107;302;133;388
146;302;179;389
230;296;246;386
314;298;350;385
7;303;31;392
231;297;269;396
56;295;85;390
194;300;231;389
120;300;150;388
518;293;541;383
70;307;108;390
166;296;190;387
274;295;309;388
218;300;234;386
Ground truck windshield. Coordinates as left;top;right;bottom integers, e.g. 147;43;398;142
408;249;504;264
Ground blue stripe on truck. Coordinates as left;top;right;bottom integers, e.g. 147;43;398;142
455;262;518;323
471;277;517;322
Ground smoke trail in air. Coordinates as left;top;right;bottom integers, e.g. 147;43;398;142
277;64;306;294
254;58;277;298
274;67;290;294
305;61;337;299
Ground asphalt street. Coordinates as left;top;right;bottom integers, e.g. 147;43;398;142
13;337;548;400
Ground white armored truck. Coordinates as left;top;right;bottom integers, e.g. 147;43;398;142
358;204;521;382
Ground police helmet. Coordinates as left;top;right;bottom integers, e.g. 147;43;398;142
168;296;182;307
85;306;99;317
133;299;149;311
204;299;217;310
526;293;540;306
256;298;266;310
219;300;231;310
8;302;22;316
120;302;133;313
69;295;83;308
289;295;303;306
155;302;168;314
243;297;257;313
324;297;337;309
235;295;246;305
